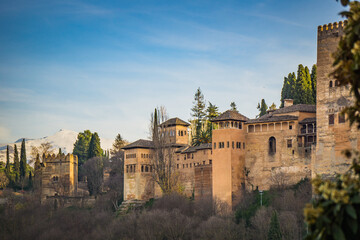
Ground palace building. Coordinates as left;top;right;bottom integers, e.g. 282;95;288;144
120;20;360;208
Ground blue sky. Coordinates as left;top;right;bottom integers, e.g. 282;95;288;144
0;0;345;143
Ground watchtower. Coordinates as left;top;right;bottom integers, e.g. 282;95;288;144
211;110;248;207
314;21;360;178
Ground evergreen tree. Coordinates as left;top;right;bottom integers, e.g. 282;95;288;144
268;211;282;240
304;66;314;104
88;132;103;159
73;130;92;166
28;171;33;190
294;64;307;104
13;144;20;182
111;134;126;153
257;99;268;117
58;148;62;156
311;64;317;103
20;139;27;180
34;154;42;190
230;102;238;111
206;101;219;139
191;88;206;146
5;145;10;177
269;102;277;110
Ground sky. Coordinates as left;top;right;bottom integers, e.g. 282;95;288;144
0;0;345;144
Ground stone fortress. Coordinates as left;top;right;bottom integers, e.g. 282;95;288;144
122;20;360;208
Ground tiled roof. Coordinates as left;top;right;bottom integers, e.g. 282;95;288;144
299;117;316;124
211;110;249;122
122;139;154;149
160;117;190;127
270;104;316;115
181;143;212;153
246;115;298;124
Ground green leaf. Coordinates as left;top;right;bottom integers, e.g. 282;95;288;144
333;224;346;240
346;217;358;234
351;195;360;204
345;205;357;219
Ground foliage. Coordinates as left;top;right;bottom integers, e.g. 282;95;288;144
191;87;206;146
5;145;10;177
83;157;104;196
20;139;27;180
269;102;277;111
268;211;282;240
230;102;238;111
280;64;317;107
205;101;220;141
332;1;360;128
13;144;20;183
257;99;268;117
304;151;360;239
87;132;103;159
73;130;92;165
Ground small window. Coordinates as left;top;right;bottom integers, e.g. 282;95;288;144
214;142;216;149
190;163;192;168
186;164;188;168
192;154;194;159
329;81;333;88
141;165;144;172
339;113;345;123
183;164;185;168
227;141;229;148
209;160;212;164
145;166;149;172
177;164;179;169
232;141;234;149
287;139;292;148
269;137;276;155
243;143;245;149
329;114;335;125
335;80;340;86
239;123;242;129
203;161;205;165
289;125;292;130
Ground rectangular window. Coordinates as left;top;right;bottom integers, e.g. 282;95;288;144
232;141;234;149
289;125;292;130
190;163;192;168
209;160;212;164
183;164;185;168
243;143;245;149
177;164;179;169
214;142;216;149
203;161;205;165
227;141;229;148
239;123;242;129
287;139;292;148
339;113;345;123
329;114;335;125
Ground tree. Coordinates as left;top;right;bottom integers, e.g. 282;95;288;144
191;88;206;146
268;211;282;240
34;154;42;191
269;103;277;111
88;132;103;159
73;130;92;166
311;64;317;103
257;99;268;118
13;144;20;182
83;157;104;196
332;0;360;128
31;142;54;163
151;107;179;194
230;102;237;111
20;139;27;180
5;145;10;177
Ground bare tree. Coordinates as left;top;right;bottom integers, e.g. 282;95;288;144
270;169;290;189
83;157;104;196
150;107;179;194
30;142;54;164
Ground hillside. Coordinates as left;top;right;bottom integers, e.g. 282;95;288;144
0;129;114;164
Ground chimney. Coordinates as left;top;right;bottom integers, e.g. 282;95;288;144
284;99;293;107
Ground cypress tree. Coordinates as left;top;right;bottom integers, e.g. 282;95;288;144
5;145;10;176
304;66;314;104
268;211;282;240
34;154;42;190
14;144;20;182
58;148;62;156
191;88;206;146
88;132;102;159
20;139;27;179
311;64;317;103
257;99;268;117
280;76;289;108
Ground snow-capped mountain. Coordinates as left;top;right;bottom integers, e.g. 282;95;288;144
0;129;114;163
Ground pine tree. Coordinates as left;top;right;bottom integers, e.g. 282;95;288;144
20;139;27;180
191;88;206;146
257;99;268;117
88;132;103;159
311;64;317;103
230;102;238;111
268;211;282;240
5;145;10;177
112;134;125;153
73;130;92;165
13;144;20;182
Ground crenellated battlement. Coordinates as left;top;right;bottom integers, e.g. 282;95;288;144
318;21;347;40
43;153;78;164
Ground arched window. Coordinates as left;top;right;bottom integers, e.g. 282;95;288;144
269;137;276;155
329;81;333;88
